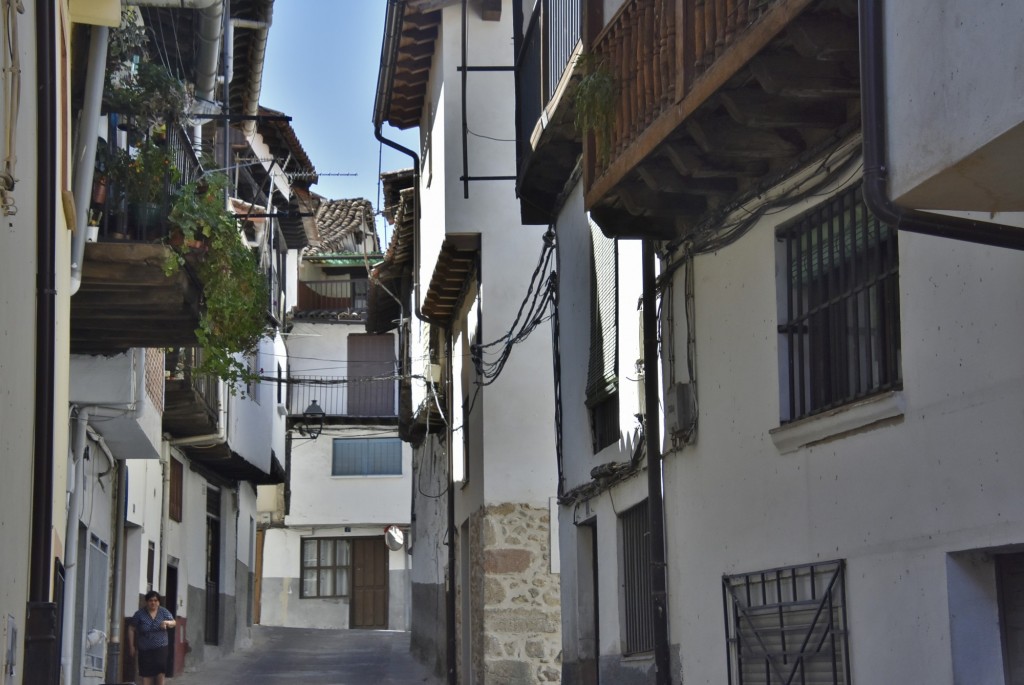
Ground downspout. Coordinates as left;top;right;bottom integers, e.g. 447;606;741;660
444;332;457;685
26;0;58;681
106;460;128;684
61;408;91;685
374;0;448;329
858;0;1024;251
69;25;108;295
642;241;672;685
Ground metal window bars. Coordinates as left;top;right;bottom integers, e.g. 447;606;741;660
723;559;851;685
777;183;902;423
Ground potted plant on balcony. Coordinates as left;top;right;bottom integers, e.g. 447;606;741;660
164;173;270;389
106;139;179;235
105;8;189;134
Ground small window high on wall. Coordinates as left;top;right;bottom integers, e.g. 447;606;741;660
331;437;402;476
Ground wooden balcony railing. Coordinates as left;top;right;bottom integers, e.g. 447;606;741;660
586;0;784;184
295;279;369;319
166;346;220;418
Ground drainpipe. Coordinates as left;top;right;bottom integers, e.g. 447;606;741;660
374;0;448;329
106;460;128;684
858;0;1024;251
444;333;457;685
642;241;672;685
26;0;58;680
61;408;91;685
70;25;108;296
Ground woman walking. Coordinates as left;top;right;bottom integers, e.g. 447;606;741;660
127;590;176;685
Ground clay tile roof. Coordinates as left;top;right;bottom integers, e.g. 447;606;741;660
305;198;378;257
257;106;317;187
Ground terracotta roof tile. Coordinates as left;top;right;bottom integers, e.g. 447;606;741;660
305;197;378;257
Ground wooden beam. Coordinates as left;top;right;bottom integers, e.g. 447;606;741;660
718;89;847;129
748;54;860;99
786;14;858;60
686;116;802;159
586;0;815;210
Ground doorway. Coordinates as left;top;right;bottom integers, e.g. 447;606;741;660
164;564;178;676
350;537;388;629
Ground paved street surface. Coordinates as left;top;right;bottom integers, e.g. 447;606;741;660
168;626;441;685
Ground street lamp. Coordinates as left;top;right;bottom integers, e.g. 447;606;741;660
297;399;325;440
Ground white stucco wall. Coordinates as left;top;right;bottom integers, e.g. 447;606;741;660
553;152;1024;682
661;176;1024;683
286;425;412;527
885;0;1024;210
429;3;558;509
225;334;282;476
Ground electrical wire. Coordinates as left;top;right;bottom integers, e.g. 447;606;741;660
470;228;557;386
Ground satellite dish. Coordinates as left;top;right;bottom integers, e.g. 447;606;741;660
384;525;405;551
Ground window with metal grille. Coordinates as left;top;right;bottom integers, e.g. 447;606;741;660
84;534;110;672
776;183;901;423
621;500;654;655
723;559;851;685
331;438;402;476
300;537;351;598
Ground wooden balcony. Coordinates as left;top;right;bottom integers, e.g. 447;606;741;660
163;347;220;439
291;279;370;323
71;126;207;355
583;0;860;239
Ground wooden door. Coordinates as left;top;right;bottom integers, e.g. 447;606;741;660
351;537;388;629
253;529;264;624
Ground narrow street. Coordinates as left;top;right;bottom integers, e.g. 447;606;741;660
168;626;440;685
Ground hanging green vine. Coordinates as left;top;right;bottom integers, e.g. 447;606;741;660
164;173;269;390
573;52;617;163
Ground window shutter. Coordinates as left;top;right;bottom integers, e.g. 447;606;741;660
586;220;618;404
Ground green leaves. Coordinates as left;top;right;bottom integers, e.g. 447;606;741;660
165;173;270;390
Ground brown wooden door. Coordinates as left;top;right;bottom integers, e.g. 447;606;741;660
253;529;264;624
351;537;388;629
347;334;396;417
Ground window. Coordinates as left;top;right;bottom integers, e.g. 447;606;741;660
620;500;654;655
723;559;850;685
169;457;183;522
777;183;901;423
332;438;402;476
587;220;619;451
84;534;110;672
301;537;351;598
246;349;260;403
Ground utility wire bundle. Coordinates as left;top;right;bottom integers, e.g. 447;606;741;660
470;228;557;387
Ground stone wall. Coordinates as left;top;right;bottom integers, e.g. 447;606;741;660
464;502;561;684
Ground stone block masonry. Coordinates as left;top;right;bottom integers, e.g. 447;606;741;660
459;502;562;684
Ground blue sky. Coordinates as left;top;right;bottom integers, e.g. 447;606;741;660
261;1;419;244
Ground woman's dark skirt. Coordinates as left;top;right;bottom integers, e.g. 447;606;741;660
138;645;169;677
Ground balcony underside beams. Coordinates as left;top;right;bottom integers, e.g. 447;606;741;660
586;0;861;241
71;243;203;354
